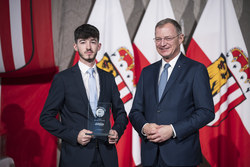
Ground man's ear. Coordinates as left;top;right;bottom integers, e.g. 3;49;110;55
98;43;102;51
73;43;78;51
179;34;184;44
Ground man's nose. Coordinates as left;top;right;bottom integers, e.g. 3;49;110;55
160;39;167;46
86;41;91;49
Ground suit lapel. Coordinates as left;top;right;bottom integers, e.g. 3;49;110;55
160;54;185;102
97;67;105;103
153;61;162;103
71;64;89;106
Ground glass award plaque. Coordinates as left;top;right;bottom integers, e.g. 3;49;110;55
87;102;111;136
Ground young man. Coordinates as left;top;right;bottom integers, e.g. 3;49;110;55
40;24;128;167
129;18;215;167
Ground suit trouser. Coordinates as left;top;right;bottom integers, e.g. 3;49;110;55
145;148;197;167
90;140;104;167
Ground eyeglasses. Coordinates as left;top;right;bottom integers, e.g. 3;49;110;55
153;34;181;43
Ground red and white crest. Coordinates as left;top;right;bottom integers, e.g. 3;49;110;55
207;47;249;126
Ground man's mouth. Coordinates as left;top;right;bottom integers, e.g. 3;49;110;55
86;51;93;54
159;47;170;51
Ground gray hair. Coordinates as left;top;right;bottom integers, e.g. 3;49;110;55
155;18;182;35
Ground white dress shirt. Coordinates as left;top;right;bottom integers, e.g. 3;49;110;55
78;61;100;100
158;52;180;83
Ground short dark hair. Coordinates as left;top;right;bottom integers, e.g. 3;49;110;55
155;18;182;35
74;24;100;43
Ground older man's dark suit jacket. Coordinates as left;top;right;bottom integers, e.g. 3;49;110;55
129;53;215;166
40;63;128;167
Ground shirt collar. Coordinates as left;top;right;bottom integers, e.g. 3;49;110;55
78;61;97;74
161;52;181;69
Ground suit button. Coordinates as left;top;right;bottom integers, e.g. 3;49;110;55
157;110;160;113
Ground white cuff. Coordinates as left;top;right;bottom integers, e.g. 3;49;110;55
170;124;176;138
141;123;149;136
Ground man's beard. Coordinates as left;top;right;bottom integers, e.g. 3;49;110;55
79;51;96;63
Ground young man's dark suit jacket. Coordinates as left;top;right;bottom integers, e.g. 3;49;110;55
129;53;215;166
40;63;128;167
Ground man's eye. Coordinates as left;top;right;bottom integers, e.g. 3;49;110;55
91;40;97;44
155;38;162;42
165;37;172;41
79;41;85;44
